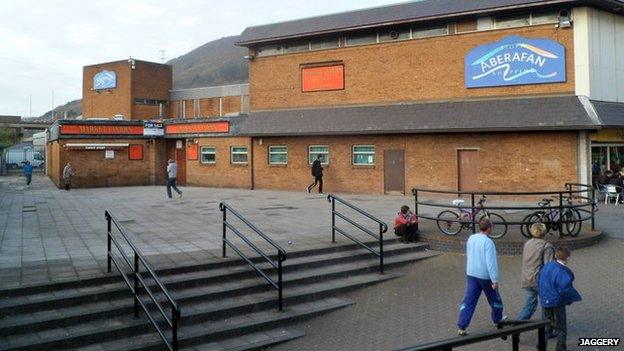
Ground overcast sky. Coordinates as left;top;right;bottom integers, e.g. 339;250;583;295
0;0;402;117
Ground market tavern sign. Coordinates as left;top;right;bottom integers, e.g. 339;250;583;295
93;70;117;90
60;124;143;135
465;36;566;88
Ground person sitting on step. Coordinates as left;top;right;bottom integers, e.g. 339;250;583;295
394;205;419;243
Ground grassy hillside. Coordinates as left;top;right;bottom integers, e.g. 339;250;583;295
37;35;249;120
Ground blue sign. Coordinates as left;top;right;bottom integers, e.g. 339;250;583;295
465;36;566;88
93;70;117;90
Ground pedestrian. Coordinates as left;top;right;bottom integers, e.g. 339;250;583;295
166;159;183;199
394;205;418;243
539;247;582;351
306;154;324;194
457;218;505;336
62;162;75;191
517;222;554;320
23;161;33;186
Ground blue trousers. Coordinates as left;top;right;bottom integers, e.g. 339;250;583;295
457;276;504;329
517;286;539;320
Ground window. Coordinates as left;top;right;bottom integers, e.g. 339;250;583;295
231;146;248;164
284;41;309;53
379;28;410;42
455;20;478;33
200;146;216;164
531;10;560;25
309;145;329;164
311;37;339;50
134;98;167;105
352;145;375;165
268;146;288;164
495;14;530;28
412;25;448;38
346;32;377;46
256;44;282;57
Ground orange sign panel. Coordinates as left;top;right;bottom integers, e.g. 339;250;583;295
128;145;143;160
165;122;229;134
60;124;143;135
301;65;344;92
187;144;198;160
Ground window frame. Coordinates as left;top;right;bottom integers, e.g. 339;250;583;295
200;146;217;164
230;146;249;164
352;145;376;166
308;145;330;165
268;145;288;165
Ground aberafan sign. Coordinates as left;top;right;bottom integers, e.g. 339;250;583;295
465;36;566;88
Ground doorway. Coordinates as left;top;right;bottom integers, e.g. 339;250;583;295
166;140;186;185
384;149;405;194
457;149;478;191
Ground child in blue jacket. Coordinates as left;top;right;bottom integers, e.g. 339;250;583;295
538;247;582;351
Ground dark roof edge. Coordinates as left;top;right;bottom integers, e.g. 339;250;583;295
237;0;573;46
240;125;601;137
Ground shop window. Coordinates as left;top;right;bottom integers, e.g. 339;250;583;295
412;24;449;38
345;32;378;46
268;146;288;165
353;145;375;165
311;37;339;50
284;41;309;53
531;10;560;25
256;44;282;57
495;14;530;28
200;146;216;164
309;145;329;164
231;146;248;164
379;28;410;42
128;145;143;160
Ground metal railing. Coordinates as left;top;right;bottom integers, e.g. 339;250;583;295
219;202;287;311
412;183;597;238
327;194;388;274
397;319;550;351
106;210;181;351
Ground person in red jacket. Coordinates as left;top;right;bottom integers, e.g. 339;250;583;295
394;205;418;243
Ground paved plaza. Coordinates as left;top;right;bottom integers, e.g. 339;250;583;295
0;174;623;350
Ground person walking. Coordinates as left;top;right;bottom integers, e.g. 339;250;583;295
62;162;75;191
306;154;324;194
23;161;33;187
539;247;582;351
166;159;183;199
457;218;505;336
517;222;554;320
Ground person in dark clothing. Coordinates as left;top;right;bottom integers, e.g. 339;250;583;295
539;247;582;351
394;205;419;242
307;155;324;193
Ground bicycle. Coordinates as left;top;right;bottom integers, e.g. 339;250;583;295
436;195;508;239
520;196;581;238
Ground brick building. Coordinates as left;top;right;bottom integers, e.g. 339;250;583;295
47;0;624;193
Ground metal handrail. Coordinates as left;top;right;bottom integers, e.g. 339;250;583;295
327;194;388;274
397;320;549;351
106;210;180;351
412;184;597;236
219;202;287;311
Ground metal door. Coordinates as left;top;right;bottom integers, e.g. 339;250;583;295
384;149;405;194
458;150;478;191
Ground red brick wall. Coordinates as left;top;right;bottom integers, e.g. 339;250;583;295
251;132;579;194
131;62;171;119
186;137;253;188
249;25;575;110
83;61;132;118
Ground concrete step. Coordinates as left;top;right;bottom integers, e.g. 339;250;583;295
0;250;435;337
0;238;406;299
0;241;427;315
1;273;393;351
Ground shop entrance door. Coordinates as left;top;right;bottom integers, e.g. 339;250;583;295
384;149;405;194
458;149;478;191
166;140;186;185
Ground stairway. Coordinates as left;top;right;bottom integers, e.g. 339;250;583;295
0;239;437;351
